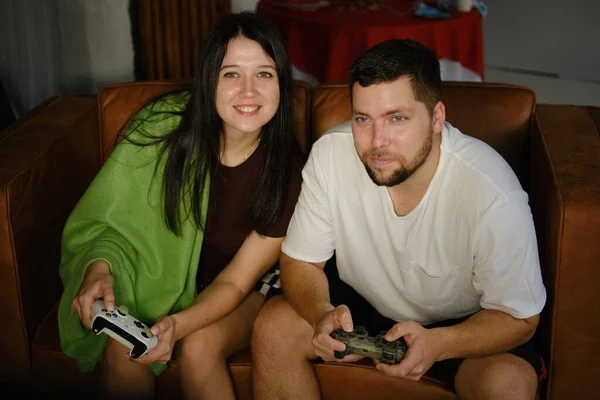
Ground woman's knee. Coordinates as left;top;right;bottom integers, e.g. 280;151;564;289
252;295;312;356
177;328;225;367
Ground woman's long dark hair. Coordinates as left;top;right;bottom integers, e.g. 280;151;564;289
127;12;294;236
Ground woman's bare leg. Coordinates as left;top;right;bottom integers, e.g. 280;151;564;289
100;337;155;400
177;291;264;400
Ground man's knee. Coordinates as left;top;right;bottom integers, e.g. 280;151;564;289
252;295;313;357
455;353;537;400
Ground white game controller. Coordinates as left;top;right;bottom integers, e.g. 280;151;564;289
91;299;158;359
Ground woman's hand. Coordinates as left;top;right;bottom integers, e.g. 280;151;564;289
131;315;178;365
71;260;115;329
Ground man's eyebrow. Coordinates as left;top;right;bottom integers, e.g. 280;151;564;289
352;107;412;117
352;109;369;116
382;107;412;116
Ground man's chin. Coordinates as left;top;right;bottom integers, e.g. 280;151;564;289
366;168;394;187
365;164;410;187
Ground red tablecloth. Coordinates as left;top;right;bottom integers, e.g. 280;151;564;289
257;1;483;83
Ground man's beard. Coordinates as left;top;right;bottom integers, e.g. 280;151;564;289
362;129;433;187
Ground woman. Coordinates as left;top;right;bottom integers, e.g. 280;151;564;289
57;12;304;399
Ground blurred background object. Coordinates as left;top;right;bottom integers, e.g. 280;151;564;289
0;0;599;120
130;0;231;80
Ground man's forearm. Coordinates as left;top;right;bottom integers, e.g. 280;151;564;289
433;309;539;361
280;253;334;328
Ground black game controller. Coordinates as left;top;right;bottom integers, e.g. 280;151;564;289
331;325;407;365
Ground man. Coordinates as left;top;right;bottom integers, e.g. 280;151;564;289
251;39;546;400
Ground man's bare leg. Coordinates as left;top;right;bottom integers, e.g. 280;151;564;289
101;337;155;400
252;295;320;400
454;353;538;400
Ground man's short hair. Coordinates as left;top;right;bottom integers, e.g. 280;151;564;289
349;39;442;116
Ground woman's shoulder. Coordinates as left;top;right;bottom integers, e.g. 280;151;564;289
147;90;191;113
123;90;191;142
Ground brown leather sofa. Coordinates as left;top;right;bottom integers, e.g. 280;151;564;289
1;80;599;399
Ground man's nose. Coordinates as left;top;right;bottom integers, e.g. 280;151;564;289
372;122;389;148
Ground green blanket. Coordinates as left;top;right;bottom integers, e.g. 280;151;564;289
58;90;207;375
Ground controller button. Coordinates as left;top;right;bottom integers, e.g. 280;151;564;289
134;320;145;329
117;306;128;316
112;313;118;318
105;312;111;317
141;331;149;339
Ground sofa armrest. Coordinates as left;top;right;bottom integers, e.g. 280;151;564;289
0;95;100;382
530;105;600;400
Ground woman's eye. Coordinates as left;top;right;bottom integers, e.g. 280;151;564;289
223;72;238;78
258;71;273;78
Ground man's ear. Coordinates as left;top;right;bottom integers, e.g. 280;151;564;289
432;101;446;133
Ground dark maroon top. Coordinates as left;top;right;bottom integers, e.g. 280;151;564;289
197;145;305;289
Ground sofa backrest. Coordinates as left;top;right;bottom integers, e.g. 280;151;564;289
310;82;536;186
98;80;311;161
98;80;535;185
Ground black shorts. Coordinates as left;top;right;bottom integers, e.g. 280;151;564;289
321;255;546;390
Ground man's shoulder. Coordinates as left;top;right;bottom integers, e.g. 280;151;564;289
311;120;354;153
443;124;523;196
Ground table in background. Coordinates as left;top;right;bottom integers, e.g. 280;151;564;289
257;0;483;84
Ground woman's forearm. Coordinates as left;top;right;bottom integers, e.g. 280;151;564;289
171;280;246;340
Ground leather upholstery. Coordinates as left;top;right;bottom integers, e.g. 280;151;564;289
0;95;99;383
1;81;599;399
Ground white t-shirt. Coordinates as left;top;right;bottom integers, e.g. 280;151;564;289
282;121;546;325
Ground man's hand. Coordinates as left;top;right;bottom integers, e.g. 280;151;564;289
311;304;364;363
130;315;177;365
71;260;115;329
374;320;442;380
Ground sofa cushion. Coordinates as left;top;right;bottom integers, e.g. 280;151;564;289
32;303;457;399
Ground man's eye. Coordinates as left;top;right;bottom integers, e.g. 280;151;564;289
355;117;369;123
392;116;405;123
258;71;273;78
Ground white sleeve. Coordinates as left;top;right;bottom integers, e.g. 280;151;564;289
472;191;547;319
281;139;335;263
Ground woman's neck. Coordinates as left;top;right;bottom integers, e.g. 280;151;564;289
220;132;261;167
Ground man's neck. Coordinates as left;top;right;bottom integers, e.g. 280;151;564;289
386;133;442;217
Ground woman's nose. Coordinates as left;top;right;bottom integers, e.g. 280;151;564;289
241;77;258;97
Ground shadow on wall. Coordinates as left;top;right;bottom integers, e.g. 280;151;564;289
0;79;16;132
0;0;64;116
57;0;94;95
0;0;134;117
